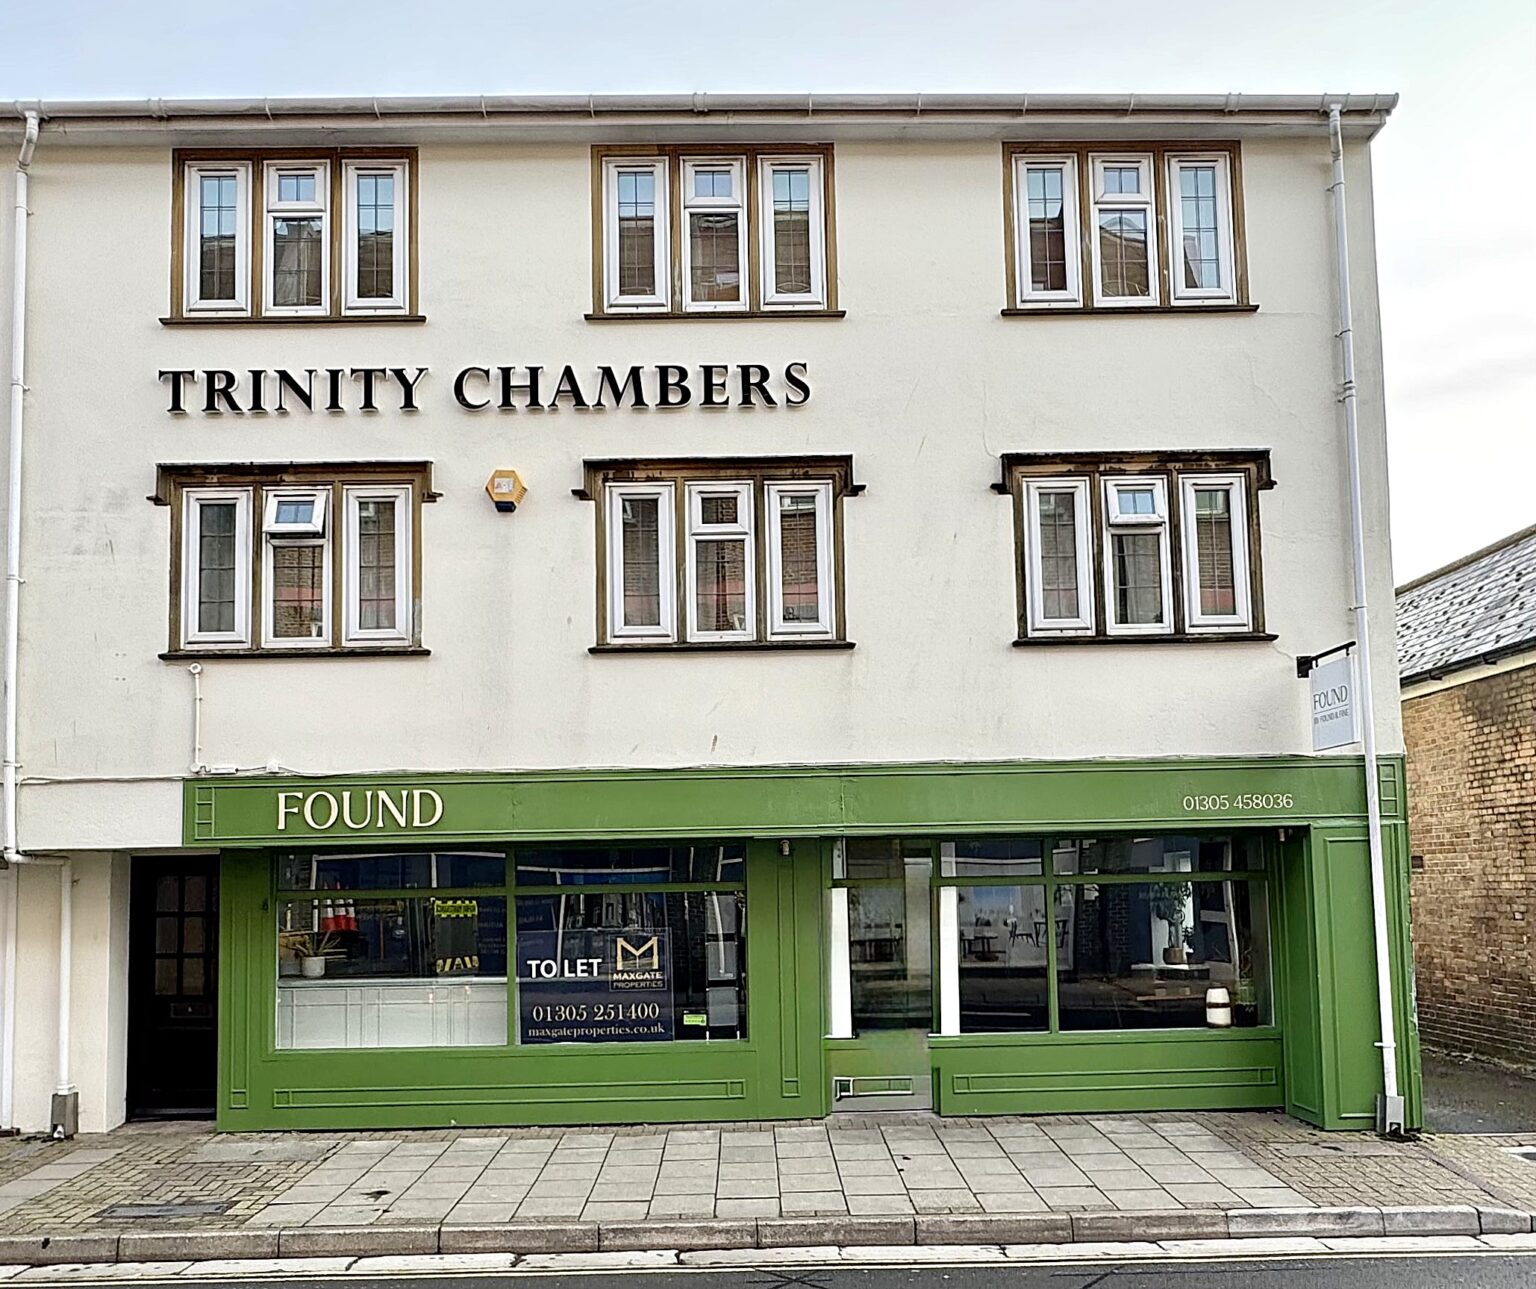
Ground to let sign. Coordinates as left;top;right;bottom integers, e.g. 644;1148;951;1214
517;929;674;1044
1310;653;1359;752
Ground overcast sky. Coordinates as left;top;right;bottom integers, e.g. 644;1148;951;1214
2;0;1531;582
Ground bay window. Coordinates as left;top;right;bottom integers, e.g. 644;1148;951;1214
1004;143;1246;313
1004;450;1272;643
159;462;430;656
585;458;856;649
595;146;835;316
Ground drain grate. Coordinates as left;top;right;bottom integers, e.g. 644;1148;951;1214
97;1201;232;1220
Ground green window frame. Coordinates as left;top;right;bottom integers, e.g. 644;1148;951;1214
270;843;750;1053
933;832;1274;1036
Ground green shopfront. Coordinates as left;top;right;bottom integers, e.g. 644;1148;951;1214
191;757;1421;1132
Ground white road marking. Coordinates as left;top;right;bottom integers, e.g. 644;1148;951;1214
0;1236;1533;1282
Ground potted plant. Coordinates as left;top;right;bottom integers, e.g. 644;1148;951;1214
1149;883;1193;965
281;930;341;978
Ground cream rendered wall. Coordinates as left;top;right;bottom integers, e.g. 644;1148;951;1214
10;131;1400;855
7;855;127;1132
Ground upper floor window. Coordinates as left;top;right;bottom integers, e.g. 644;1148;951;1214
173;151;414;322
1005;144;1245;312
580;457;860;648
156;463;433;656
594;147;836;317
1003;451;1272;643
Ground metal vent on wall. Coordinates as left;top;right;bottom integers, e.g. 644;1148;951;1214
833;1075;917;1100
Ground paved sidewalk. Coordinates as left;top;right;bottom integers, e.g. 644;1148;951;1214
0;1111;1520;1235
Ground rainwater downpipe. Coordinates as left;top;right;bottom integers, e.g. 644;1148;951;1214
1;113;75;1137
1327;103;1403;1135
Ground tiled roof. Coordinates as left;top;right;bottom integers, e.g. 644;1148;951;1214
1396;524;1536;683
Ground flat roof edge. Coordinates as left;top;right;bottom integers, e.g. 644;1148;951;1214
3;90;1399;128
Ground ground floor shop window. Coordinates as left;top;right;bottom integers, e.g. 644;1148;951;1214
828;832;1274;1038
276;885;509;1050
513;844;746;1044
943;833;1272;1034
272;844;746;1051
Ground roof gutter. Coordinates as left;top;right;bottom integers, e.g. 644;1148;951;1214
4;90;1398;129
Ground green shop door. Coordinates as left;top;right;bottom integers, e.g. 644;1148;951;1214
828;840;934;1110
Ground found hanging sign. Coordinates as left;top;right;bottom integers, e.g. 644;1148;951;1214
1309;650;1360;752
517;930;674;1044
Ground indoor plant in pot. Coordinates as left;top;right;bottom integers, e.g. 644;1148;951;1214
282;930;341;978
1149;883;1193;966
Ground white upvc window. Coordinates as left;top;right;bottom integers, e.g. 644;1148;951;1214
1180;474;1251;630
766;482;835;639
343;485;412;645
262;161;331;316
1014;156;1082;307
603;158;671;311
1167;153;1236;304
605;482;677;641
1102;476;1172;635
261;486;332;648
182;487;252;647
183;162;251;315
342;160;409;313
759;156;826;308
681;159;748;312
1089;154;1158;306
685;481;756;642
262;487;328;537
1022;479;1093;635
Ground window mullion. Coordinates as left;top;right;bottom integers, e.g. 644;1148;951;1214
1045;873;1060;1033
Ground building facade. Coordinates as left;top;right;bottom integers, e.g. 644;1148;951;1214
0;93;1418;1135
1399;526;1536;1069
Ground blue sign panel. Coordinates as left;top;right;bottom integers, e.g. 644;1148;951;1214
517;929;674;1043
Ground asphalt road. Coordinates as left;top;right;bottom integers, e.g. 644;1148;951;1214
138;1257;1536;1289
1422;1050;1536;1132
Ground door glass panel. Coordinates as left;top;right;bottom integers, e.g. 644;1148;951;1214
183;917;206;954
154;959;178;996
183;875;207;912
847;850;932;1031
155;916;179;954
182;958;206;996
156;876;179;912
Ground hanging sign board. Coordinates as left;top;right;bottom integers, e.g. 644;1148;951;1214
517;929;674;1044
1310;651;1360;752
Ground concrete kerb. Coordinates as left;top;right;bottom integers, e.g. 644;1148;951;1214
0;1205;1528;1265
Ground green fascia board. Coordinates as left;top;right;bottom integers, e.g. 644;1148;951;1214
187;755;1405;846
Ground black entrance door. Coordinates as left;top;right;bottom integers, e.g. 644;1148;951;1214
127;859;218;1118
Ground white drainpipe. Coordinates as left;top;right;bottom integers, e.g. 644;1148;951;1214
0;112;75;1137
1327;102;1403;1135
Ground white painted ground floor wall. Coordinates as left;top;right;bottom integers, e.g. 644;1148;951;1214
0;855;129;1133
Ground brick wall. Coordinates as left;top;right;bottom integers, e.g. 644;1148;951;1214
1405;660;1536;1068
